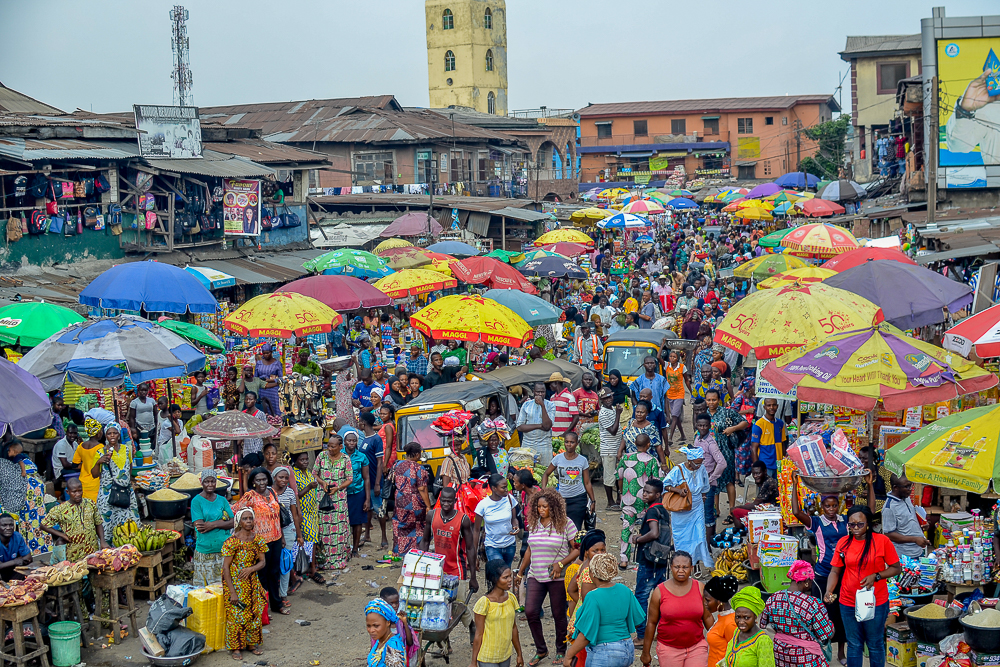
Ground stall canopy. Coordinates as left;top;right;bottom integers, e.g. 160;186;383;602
185;266;237;290
312;224;388;248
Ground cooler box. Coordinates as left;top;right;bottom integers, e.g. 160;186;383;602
280;424;324;454
401;550;446;590
761;565;791;593
757;534;797;568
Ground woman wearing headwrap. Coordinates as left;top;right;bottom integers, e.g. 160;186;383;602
722;586;774;667
254;344;282;417
95;422;139;542
680;308;703;340
72;418;105;502
312;435;353;570
366;597;406;667
191;469;234;585
605;370;629;407
564;552;645;667
704;575;739;667
0;437;51;556
692;335;714;387
662;448;713;570
791;483;847;664
222;507;267;659
234;467;286;615
761;560;835;667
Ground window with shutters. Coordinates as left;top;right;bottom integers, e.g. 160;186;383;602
442;9;454;29
445;50;455;71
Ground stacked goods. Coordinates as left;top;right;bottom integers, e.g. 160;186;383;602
935;511;994;585
25;560;88;585
712;545;749;581
164;458;188;477
112;520;178;551
134;468;169;491
710;526;748;550
0;580;47;607
87;544;143;572
400;551;450;631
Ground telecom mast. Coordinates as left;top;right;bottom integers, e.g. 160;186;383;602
169;6;193;106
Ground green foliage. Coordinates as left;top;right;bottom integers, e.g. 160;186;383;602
798;115;852;180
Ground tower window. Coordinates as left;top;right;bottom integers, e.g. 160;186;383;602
485;49;494;72
487;92;496;115
484;8;492;29
442;8;454;30
445;50;455;72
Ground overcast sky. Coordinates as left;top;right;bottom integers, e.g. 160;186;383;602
0;0;988;115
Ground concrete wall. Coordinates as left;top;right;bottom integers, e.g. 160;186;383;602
0;221;125;269
258;203;308;248
855;55;921;128
426;0;508;115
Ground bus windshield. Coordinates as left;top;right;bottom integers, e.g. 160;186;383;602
397;412;447;450
605;345;658;378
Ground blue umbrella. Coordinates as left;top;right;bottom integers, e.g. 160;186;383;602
80;261;217;314
773;172;821;188
0;358;52;436
426;241;480;256
635;235;655;244
666;198;699;210
597;212;648;229
18;315;206;391
483;289;563;326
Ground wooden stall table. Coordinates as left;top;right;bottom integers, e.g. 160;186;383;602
90;567;139;638
133;551;168;600
42;580;92;647
0;601;49;667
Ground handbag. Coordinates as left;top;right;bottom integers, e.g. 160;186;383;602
272;489;293;527
108;481;132;509
662;466;692;512
294;547;311;575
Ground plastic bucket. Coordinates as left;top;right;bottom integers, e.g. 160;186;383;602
760;565;791;593
48;621;81;666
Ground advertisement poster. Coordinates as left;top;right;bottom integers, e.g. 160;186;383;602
755;360;796;401
223;179;261;236
132;105;202;159
937;38;1000;183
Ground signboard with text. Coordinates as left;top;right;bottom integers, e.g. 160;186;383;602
223;179;261;236
133;105;202;159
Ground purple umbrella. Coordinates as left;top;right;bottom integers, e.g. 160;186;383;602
823;260;973;329
746;183;782;199
380;212;443;237
0;358;52;436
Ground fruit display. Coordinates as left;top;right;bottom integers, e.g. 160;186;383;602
712;544;750;581
86;544;142;572
0;579;47;607
25;560;89;586
112;520;178;551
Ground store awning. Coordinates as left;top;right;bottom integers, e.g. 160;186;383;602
618;151;654;158
701;115;720;120
195;260;280;285
491;207;551;223
915;243;1000;265
184;266;237;289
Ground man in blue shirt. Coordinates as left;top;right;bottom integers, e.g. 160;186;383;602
405;343;429;376
629;356;668;414
0;515;30;580
352;369;379;419
750;397;787;478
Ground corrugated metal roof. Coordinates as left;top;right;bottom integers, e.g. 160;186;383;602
310;194;539;213
255;249;327;273
146;149;275;177
578;95;839;117
0;84;63;114
491;206;552;222
202;140;329;165
840;35;921;57
195;259;279;285
0;137;138;161
199;96;401;135
916;243;1000;265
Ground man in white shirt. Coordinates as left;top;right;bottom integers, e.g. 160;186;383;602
51;424;80;480
516;382;555;468
590;295;617;334
597;388;623;511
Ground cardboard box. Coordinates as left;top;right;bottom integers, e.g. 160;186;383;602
886;622;914;643
279;424;323;454
401;550;446;590
888;639;917;667
748;511;783;544
757;534;797;567
972;651;1000;666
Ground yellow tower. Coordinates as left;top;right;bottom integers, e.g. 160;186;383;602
426;0;508;115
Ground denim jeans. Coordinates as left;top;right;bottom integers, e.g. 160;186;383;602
704;485;718;526
485;544;516;570
840;601;889;667
633;561;667;640
586;639;634;667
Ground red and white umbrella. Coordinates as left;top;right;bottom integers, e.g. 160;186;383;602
944;304;1000;358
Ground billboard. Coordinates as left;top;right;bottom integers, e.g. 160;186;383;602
222;179;261;236
133;105;203;159
937;38;1000;187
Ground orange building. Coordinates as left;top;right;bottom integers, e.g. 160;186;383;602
576;95;840;185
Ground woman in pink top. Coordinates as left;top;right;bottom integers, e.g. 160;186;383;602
640;551;713;667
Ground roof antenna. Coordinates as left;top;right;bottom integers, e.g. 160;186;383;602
170;6;193;105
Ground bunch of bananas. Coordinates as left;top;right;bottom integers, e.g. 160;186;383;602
112;521;174;552
712;545;750;581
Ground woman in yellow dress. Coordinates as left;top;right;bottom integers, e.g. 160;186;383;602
222;508;267;660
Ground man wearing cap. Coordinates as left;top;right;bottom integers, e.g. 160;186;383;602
591;295;617;335
653;274;674;313
546;372;579;437
516;382;556;468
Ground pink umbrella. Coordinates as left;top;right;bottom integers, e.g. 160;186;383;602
277;275;392;311
451;257;538;293
379;212;443;237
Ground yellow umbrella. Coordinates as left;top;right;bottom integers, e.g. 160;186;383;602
713;282;882;359
733;254;810;280
570;208;612;223
410;294;533;347
426;258;459;276
536;229;594;247
374;238;413;255
757;267;838;289
373;269;458;299
598;188;629;200
734;207;773;221
223;292;342;338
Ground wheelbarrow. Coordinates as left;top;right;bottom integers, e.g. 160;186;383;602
415;591;473;666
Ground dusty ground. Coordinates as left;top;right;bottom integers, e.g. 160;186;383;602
88;450;758;667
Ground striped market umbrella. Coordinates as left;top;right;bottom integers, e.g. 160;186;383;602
818;179;868;202
597;212;648;229
782;223;859;257
622;200;666;215
223;292;342;338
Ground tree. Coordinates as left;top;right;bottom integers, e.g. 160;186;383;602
798;115;852;180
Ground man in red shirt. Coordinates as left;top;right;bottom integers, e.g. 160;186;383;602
573;371;601;462
420;487;478;641
547;372;579;437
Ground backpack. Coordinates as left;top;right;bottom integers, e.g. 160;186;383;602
28;211;49;235
28;175;49;199
641;505;674;568
94;173;111;194
261;208;273;231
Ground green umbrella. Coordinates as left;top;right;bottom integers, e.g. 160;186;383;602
757;227;796;248
485;249;525;264
515;249;569;266
303;249;394;278
0;302;86;347
157;319;225;351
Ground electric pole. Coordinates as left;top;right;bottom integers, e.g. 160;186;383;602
927;76;938;226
